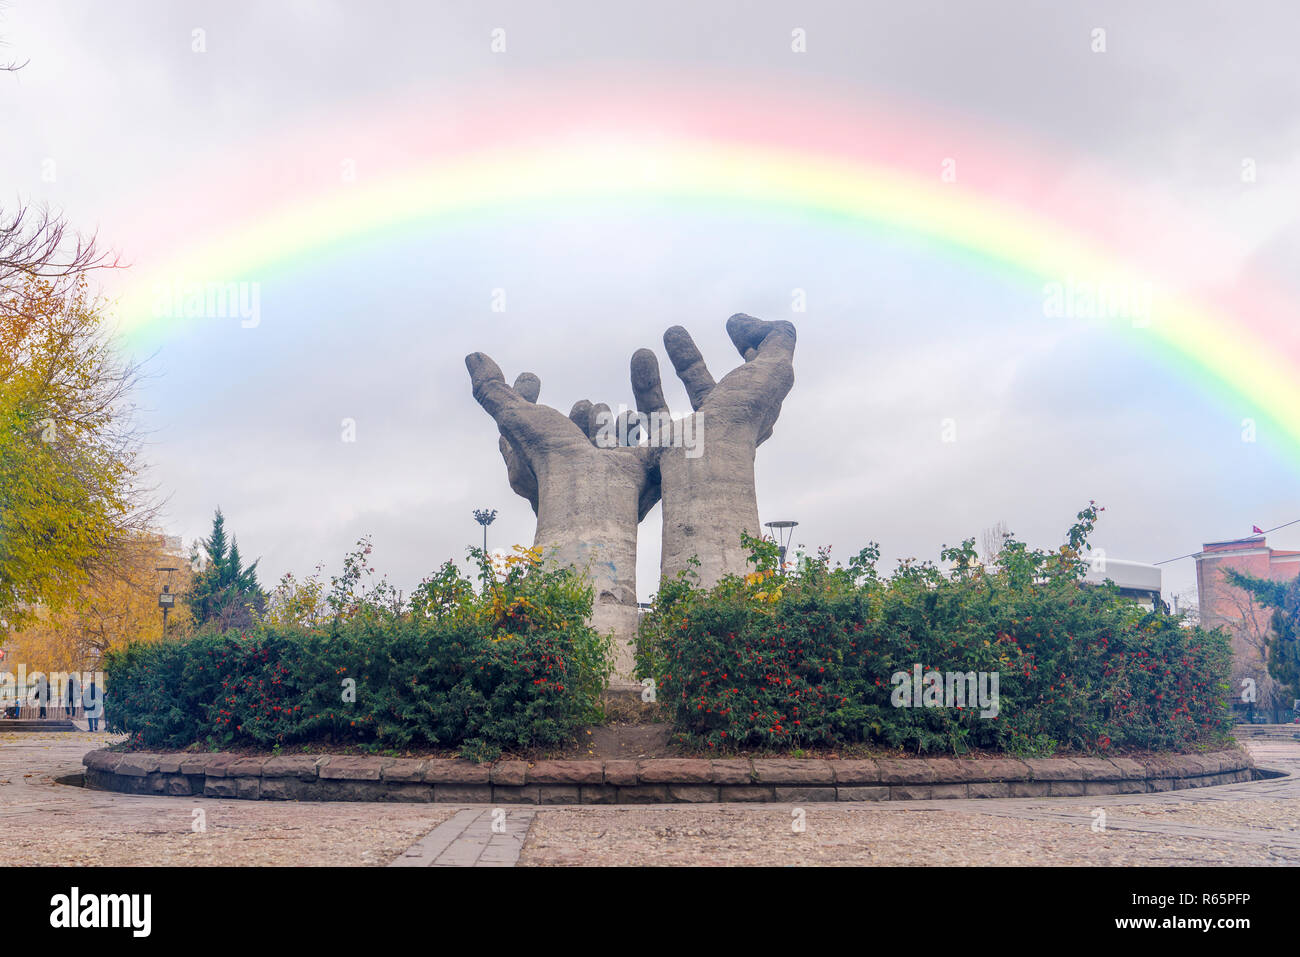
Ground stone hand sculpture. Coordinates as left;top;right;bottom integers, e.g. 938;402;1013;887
630;314;797;587
464;352;657;681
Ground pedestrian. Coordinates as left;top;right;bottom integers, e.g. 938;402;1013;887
84;678;100;732
34;673;49;719
64;673;79;718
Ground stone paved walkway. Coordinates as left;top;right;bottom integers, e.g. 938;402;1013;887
3;731;1297;866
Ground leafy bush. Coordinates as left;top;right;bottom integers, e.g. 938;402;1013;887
638;505;1233;755
106;546;613;759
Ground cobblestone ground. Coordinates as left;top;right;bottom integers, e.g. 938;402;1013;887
3;731;1297;866
1;733;450;866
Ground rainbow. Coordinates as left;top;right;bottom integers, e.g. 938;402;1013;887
106;72;1300;465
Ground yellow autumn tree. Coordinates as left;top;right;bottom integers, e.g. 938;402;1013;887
0;267;148;634
7;531;192;672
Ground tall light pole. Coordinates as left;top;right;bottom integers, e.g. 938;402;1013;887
764;520;799;572
157;566;178;637
473;508;498;554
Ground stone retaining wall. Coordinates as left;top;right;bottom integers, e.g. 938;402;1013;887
80;748;1255;803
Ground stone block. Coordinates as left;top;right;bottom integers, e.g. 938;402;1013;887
668;785;720;802
836;786;890;801
831;760;880;785
876;760;934;785
381;784;433;803
538;785;582;805
603;760;639;785
637;759;712;784
204;778;238;799
115;753;159;777
493;785;541;804
1047;781;1085;797
527;761;603;785
718;786;774;802
433;784;492;803
422;760;490;784
490;761;528;786
710;760;754;784
616;785;672;803
380;759;427;783
579;785;618;804
889;785;933;801
967;782;1011;799
931;783;968;800
775;786;836;803
751;760;833;784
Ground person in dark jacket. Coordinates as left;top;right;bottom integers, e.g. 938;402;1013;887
64;674;79;718
83;679;100;732
33;674;49;719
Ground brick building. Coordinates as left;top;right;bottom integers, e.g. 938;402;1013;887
1194;535;1300;720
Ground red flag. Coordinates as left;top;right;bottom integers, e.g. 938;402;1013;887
1253;525;1264;534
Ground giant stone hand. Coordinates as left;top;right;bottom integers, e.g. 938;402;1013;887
629;314;796;587
465;352;657;682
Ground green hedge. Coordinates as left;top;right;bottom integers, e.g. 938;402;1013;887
638;505;1233;756
105;550;612;761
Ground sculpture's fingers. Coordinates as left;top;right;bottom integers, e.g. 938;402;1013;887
630;348;669;415
589;402;614;446
663;326;716;411
616;409;643;447
513;372;541;403
726;313;796;362
569;399;595;440
465;352;551;449
706;316;797;445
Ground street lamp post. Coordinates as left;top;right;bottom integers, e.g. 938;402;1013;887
473;508;498;555
157;566;178;638
763;520;799;572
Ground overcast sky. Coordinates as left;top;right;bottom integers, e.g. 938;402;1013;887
3;0;1299;604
